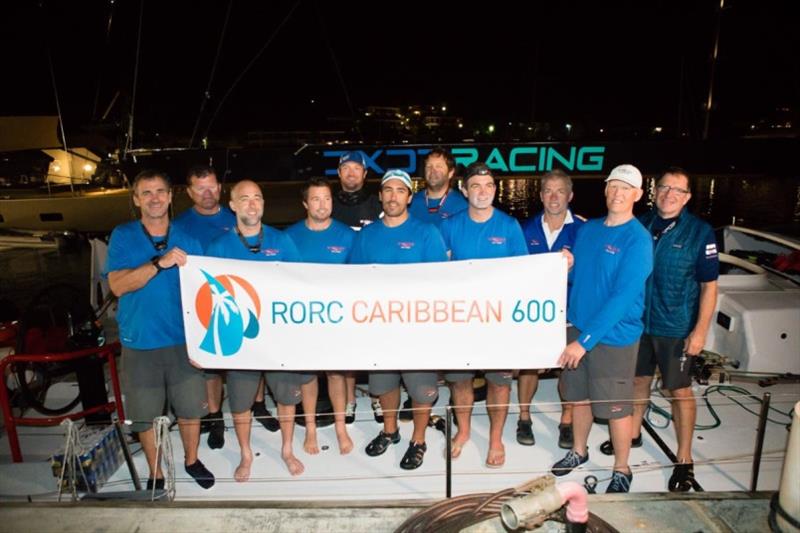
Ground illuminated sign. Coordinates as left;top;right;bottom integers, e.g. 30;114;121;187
323;145;605;176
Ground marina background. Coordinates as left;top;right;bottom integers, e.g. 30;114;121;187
3;172;798;319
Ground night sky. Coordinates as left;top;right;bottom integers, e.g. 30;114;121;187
3;0;797;144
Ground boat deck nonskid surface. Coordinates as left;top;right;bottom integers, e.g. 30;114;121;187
1;377;797;502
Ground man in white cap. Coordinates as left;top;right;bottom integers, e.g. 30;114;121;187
348;169;448;470
599;166;719;492
550;164;653;493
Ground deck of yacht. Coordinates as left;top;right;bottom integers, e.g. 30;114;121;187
1;375;797;503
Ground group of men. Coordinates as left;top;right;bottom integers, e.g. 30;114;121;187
107;147;718;494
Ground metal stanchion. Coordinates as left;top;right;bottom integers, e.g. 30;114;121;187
445;405;452;499
750;392;771;492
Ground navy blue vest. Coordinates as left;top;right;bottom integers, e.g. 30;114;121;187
639;210;710;338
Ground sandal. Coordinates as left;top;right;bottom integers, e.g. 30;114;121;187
668;462;695;492
400;441;427;470
365;430;400;457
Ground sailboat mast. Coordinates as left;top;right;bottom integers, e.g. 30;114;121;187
703;0;725;140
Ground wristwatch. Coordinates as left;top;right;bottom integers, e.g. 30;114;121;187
151;255;167;273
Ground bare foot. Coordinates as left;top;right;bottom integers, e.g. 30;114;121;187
450;431;470;459
486;444;506;468
336;427;354;455
282;450;305;476
234;448;253;482
303;425;319;455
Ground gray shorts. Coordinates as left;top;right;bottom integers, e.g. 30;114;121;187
265;371;316;406
121;344;207;432
636;334;692;390
444;371;513;387
369;371;438;404
227;370;262;413
561;327;638;419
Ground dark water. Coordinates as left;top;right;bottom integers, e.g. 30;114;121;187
2;174;799;316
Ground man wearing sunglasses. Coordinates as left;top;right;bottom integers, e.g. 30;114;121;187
206;180;313;480
106;169;214;491
408;147;467;227
599;167;719;492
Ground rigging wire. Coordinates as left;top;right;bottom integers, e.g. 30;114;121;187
188;0;234;149
201;0;302;145
314;1;360;140
123;0;145;160
46;45;73;195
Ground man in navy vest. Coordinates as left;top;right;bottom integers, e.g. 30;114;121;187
599;167;719;491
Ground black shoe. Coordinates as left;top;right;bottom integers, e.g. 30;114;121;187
399;397;413;422
207;412;225;449
558;423;573;450
551;450;589;476
345;401;356;425
599;434;642;456
516;420;535;446
606;470;633;493
371;400;384;424
199;412;214;434
185;460;215;489
365;430;400;457
145;477;165;490
252;401;280;432
668;463;695;492
400;441;427;470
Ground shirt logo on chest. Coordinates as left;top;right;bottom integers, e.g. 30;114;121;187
604;244;620;255
488;236;506;245
398;241;415;250
327;246;346;254
262;248;280;257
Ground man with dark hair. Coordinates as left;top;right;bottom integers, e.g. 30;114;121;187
517;169;585;449
349;169;448;470
551;164;653;494
172;165;239;449
440;162;528;468
331;151;382;230
106;169;215;490
408;147;467;226
599;167;719;491
206;180;312;479
285;178;356;455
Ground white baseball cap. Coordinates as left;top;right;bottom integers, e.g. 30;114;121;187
605;164;643;188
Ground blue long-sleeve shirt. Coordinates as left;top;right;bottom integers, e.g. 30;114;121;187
567;217;653;350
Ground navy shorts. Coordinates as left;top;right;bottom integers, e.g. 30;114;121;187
636;334;692;390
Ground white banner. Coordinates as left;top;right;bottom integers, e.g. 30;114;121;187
180;253;566;370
